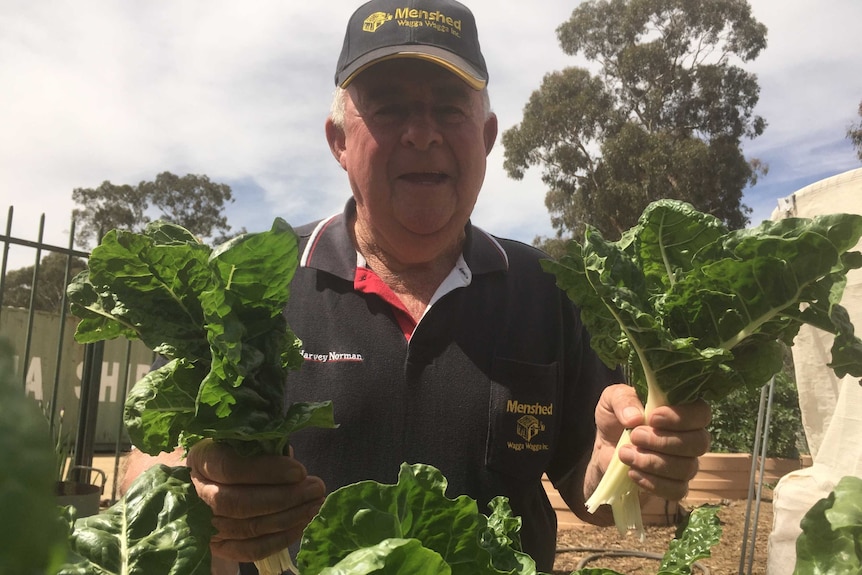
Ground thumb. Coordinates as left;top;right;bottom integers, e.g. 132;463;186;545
595;384;644;441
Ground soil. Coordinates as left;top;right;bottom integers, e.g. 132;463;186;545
552;499;773;574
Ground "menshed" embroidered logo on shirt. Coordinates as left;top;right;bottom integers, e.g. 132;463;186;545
505;400;553;452
506;399;553;416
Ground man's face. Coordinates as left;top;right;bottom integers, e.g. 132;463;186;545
327;59;498;265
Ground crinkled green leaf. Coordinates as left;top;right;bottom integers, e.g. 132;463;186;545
567;506;721;575
486;496;523;552
68;218;336;459
123;358;202;455
69;226;213;361
297;463;541;575
183;398;337;458
793;475;862;575
59;465;216;575
657;505;722;574
824;476;862;531
481;496;543;574
319;539;452;575
635;200;728;292
543;199;862;406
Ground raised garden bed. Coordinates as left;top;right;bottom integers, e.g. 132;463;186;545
543;452;812;528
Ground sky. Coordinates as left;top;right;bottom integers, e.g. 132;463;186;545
2;0;861;271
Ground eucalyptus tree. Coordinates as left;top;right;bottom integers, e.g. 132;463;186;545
2;172;244;312
1;252;86;312
848;99;862;162
503;0;768;248
72;171;243;249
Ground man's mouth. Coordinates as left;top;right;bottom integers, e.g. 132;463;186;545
400;172;449;185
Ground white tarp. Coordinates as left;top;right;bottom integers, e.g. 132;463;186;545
766;167;862;574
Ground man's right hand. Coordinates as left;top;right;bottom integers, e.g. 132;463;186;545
186;439;326;563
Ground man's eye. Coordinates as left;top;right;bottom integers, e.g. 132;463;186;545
436;106;466;122
373;105;408;122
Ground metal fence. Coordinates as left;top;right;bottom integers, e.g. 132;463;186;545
0;206;152;503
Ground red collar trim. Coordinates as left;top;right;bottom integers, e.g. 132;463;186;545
354;266;416;341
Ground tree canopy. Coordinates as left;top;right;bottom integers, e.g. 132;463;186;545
72;171;244;249
2;172;245;314
848;99;862;163
2;252;87;312
502;0;768;248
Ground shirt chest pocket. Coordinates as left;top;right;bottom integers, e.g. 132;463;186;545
485;357;559;482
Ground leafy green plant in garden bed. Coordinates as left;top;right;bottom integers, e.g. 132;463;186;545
295;462;723;575
708;362;804;458
793;475;862;574
297;462;543;575
59;465;216;575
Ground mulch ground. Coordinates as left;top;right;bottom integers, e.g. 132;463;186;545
552;499;774;574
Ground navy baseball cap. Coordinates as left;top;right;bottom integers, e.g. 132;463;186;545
335;0;488;90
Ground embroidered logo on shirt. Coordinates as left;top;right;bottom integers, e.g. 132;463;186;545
301;350;364;363
505;400;552;453
516;415;544;442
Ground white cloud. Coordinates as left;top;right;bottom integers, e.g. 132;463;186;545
740;0;862;224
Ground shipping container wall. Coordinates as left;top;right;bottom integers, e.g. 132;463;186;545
1;305;154;450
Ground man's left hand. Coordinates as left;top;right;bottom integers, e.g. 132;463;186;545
593;383;712;502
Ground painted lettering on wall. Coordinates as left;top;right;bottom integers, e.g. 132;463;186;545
16;354;151;403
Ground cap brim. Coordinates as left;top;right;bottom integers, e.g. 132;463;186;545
337;45;487;90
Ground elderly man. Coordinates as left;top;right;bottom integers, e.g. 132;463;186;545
136;0;711;573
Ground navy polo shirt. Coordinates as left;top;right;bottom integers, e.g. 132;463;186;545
281;200;616;571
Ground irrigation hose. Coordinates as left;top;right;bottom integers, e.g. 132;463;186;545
555;546;711;574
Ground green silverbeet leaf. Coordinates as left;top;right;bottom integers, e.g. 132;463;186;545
297;463;544;575
66;272;141;345
824;476;862;531
483;497;545;574
185;398;337;458
793;476;862;575
69;225;213;361
635;199;728;292
123;358;202;454
566;506;722;575
318;539;452;575
544;199;862;406
68;217;336;458
658;505;722;573
59;465;216;575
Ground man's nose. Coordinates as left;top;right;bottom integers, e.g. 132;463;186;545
401;111;443;150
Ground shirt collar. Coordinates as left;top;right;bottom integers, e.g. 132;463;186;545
299;198;509;280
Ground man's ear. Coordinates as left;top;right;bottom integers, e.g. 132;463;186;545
484;113;498;156
325;118;347;169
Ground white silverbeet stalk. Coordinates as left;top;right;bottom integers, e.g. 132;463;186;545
255;552;297;575
585;350;670;539
585;428;643;538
